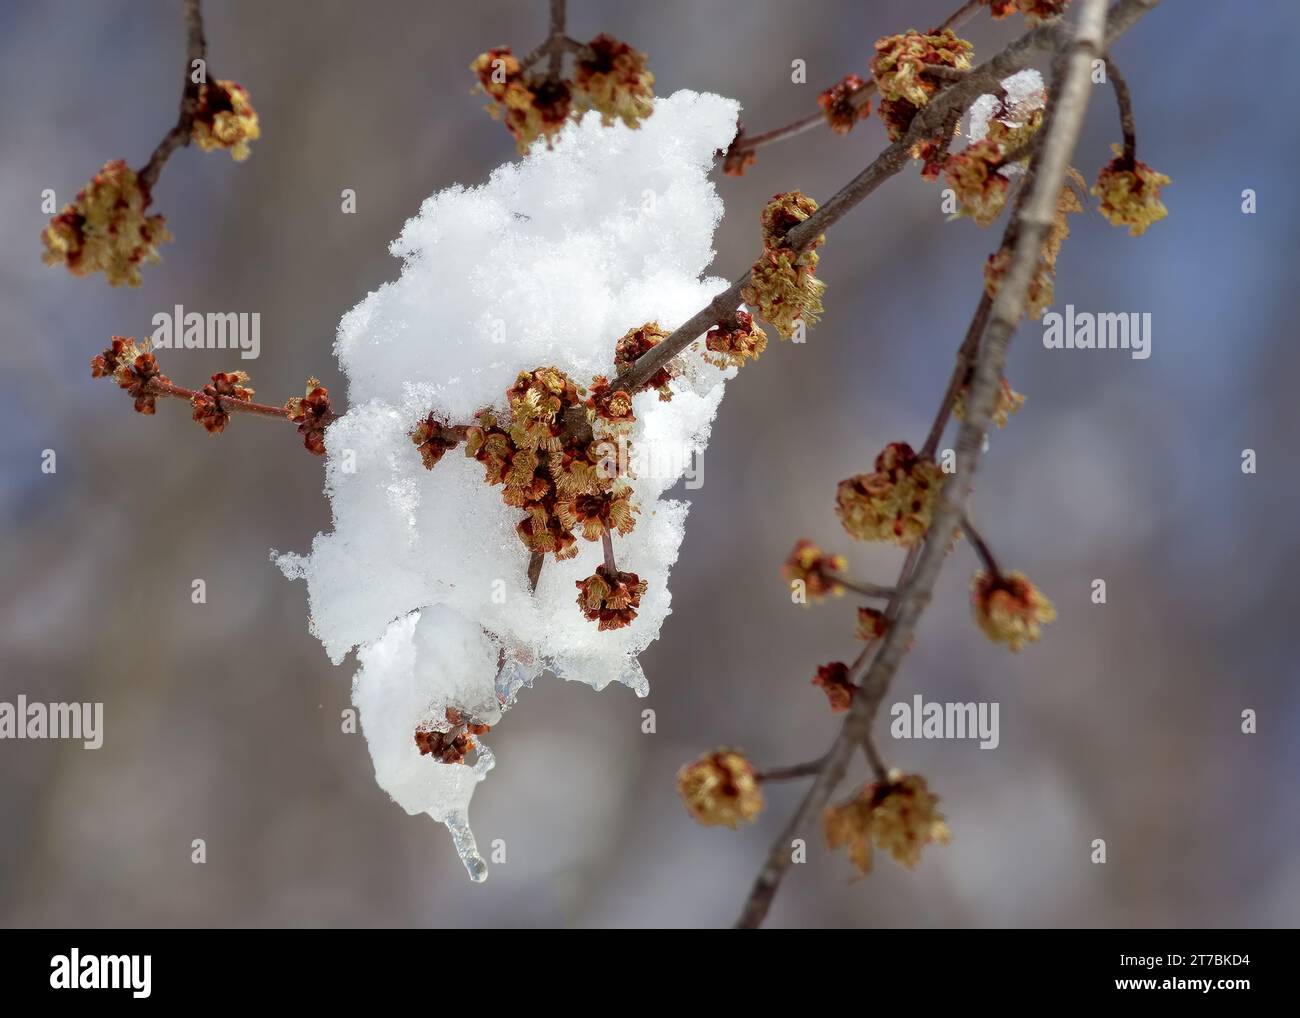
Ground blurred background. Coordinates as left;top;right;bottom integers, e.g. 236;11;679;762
1;0;1297;928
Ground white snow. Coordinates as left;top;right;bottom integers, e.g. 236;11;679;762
967;68;1046;176
276;90;741;879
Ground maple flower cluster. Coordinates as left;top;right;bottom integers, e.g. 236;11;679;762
870;29;972;143
740;191;827;339
283;378;335;456
702;310;767;370
471;34;654;153
415;708;493;765
782;539;849;600
835;442;943;548
191;371;254;434
983;167;1085;321
943;72;1047;223
91;336;167;414
190;79;261;161
970;569;1057;651
1092;144;1171;236
825;770;951;875
676;749;764;828
818;74;872;135
41;161;171;288
983;0;1072;24
944;140;1013;227
42;76;260;286
813;661;855;712
411;332;683;629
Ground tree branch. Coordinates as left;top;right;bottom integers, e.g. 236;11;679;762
616;0;1134;401
147;378;302;422
139;0;206;192
756;759;827;783
733;0;1156;930
1103;54;1136;166
723;0;984;160
961;513;1003;581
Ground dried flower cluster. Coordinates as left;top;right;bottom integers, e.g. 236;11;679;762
41;160;171;287
576;565;648;630
944;140;1012;227
741;191;827;339
871;29;972;142
415;727;475;765
471;47;573;153
983;0;1072;24
818;74;872;135
970;569;1056;650
414;708;493;766
190;79;261;161
835;442;943;547
703;311;768;370
983;173;1084;320
812;661;855;712
411;326;681;628
1092;144;1170;236
471;33;654;153
855;606;890;642
576;34;656;128
676;750;764;828
283;378;335;456
614;322;676;400
825;771;950;875
91;336;167;414
782;539;849;600
191;371;254;434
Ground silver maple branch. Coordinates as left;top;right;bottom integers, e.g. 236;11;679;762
733;0;1160;930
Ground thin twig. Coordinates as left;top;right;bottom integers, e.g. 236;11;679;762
521;0;578;76
922;292;991;459
960;514;1003;580
148;379;301;421
1103;54;1136;166
826;574;896;600
861;734;889;783
139;0;206;192
601;528;618;573
935;0;984;32
756;759;827;783
548;0;566;79
734;0;1156;930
